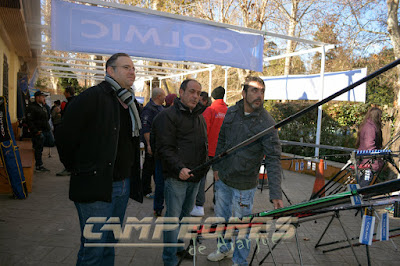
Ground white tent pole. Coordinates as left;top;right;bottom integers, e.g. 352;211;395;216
223;66;229;103
263;45;335;63
315;46;326;157
209;69;212;95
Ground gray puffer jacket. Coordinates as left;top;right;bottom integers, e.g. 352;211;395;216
213;99;282;200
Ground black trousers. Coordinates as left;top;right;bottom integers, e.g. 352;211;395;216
32;133;44;167
142;152;155;195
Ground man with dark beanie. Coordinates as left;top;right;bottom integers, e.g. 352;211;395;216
190;86;228;216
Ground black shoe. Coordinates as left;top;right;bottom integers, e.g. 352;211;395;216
154;210;162;217
176;249;193;259
36;166;50;172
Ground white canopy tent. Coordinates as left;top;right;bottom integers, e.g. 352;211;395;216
32;0;341;156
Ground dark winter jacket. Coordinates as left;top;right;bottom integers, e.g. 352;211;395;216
26;101;51;135
213;99;282;200
140;98;163;145
152;97;208;182
61;96;76;116
56;81;143;203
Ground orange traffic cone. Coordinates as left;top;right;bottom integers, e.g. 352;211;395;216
311;159;325;198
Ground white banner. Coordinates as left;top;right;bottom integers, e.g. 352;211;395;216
262;68;367;102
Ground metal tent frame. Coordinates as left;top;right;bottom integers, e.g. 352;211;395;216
31;0;336;156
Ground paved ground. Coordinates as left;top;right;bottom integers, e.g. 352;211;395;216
1;147;400;266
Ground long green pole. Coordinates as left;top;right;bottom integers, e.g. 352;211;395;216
251;178;400;219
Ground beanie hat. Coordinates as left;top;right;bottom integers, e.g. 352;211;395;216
165;93;177;107
211;86;225;100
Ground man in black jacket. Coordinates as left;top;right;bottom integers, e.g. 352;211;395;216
56;53;143;265
153;79;208;266
56;86;76;176
26;91;51;172
141;87;165;199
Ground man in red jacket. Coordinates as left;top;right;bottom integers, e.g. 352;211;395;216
190;86;228;216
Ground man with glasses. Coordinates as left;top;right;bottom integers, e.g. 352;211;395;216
207;76;283;265
56;53;143;265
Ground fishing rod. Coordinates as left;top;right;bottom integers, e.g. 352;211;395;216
189;58;400;175
189;179;400;237
251;178;400;219
177;179;400;266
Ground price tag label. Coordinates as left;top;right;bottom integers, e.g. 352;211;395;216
348;184;362;206
377;212;389;241
359;210;375;245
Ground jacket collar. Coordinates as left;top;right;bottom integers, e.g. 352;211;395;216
233;99;262;117
99;80;116;95
212;99;227;107
174;97;206;115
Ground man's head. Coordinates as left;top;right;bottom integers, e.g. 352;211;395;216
242;76;265;113
54;100;61;106
64;86;75;98
152;87;166;106
165;93;177;107
179;79;202;110
106;53;136;89
200;91;209;106
211;86;225;100
34;91;46;105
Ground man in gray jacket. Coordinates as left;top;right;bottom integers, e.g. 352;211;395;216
208;76;283;265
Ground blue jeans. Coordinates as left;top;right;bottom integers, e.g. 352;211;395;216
214;180;256;266
74;178;130;266
162;178;200;266
153;159;164;211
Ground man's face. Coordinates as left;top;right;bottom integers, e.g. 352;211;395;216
159;91;166;105
242;81;265;112
179;81;202;110
107;56;136;88
36;95;46;105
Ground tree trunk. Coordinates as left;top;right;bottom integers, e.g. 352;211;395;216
386;0;400;176
283;0;300;76
162;79;170;94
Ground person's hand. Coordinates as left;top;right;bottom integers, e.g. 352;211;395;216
147;145;152;155
213;171;219;181
179;168;193;180
272;199;284;209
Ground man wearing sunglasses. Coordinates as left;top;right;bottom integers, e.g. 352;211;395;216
208;76;283;265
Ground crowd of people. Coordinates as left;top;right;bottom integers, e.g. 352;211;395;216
25;52;384;266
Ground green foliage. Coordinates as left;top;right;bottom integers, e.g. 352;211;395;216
35;77;50;90
58;76;87;95
58;76;79;90
355;49;396;107
366;77;395;107
264;101;375;163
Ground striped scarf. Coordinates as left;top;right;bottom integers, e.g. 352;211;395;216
105;75;141;137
